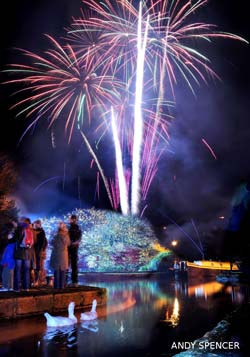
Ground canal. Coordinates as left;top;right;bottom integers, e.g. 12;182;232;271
0;275;249;356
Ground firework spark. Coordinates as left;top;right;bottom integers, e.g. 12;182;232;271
68;0;247;214
111;106;129;215
2;0;248;216
33;176;62;193
3;35;123;142
131;2;149;215
80;130;114;208
202;138;217;160
74;0;247;95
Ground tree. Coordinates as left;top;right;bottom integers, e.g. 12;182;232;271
0;153;19;229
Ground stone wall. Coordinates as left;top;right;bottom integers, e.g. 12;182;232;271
0;287;106;320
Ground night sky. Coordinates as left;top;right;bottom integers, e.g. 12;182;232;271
0;0;249;236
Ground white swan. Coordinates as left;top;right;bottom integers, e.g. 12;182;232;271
80;299;98;321
44;301;77;327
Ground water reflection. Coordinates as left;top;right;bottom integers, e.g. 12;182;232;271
81;320;99;333
161;297;180;327
188;281;224;298
44;325;77;343
0;276;248;357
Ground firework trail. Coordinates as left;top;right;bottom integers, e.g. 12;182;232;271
33;176;62;193
111;107;129;215
190;218;204;259
164;213;204;258
63;162;66;191
131;2;149;215
94;171;100;201
109;175;120;211
78;176;82;207
141;123;163;201
202;138;217;160
51;129;56;149
65;8;105;65
80;130;114;208
140;204;148;218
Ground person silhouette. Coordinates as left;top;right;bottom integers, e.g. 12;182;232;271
68;215;82;287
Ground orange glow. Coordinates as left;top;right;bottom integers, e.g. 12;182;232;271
163;298;180;327
107;295;136;315
187;260;239;271
153;297;170;310
188;281;224;297
153;243;169;252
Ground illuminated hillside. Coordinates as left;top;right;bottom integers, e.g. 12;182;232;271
42;208;171;272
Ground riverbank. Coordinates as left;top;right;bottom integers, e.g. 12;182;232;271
0;285;106;320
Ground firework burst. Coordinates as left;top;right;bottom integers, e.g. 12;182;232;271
3;35;123;142
72;0;247;92
2;0;248;216
67;0;247;215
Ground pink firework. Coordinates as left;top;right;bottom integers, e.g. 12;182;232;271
2;0;247;216
3;34;123;142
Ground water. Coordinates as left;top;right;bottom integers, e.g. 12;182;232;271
0;275;248;357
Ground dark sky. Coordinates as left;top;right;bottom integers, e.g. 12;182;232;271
0;0;249;233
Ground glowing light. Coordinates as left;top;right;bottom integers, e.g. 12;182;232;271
171;240;178;247
111;107;129;215
153;242;169;252
188;281;224;298
131;2;149;215
80;130;114;208
3;35;122;143
107;296;136;316
202;138;217;160
171;298;180;324
3;0;248;216
187;260;239;271
33;176;62;192
41;208;169;272
163;297;180;327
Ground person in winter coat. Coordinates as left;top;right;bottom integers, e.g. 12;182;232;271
49;222;70;289
13;217;35;291
33;220;48;286
68;215;82;287
0;223;15;290
0;222;15;286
